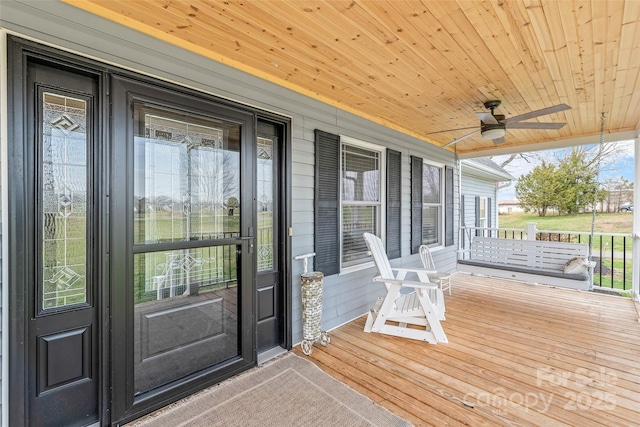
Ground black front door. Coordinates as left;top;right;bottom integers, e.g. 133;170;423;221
8;48;103;426
109;75;258;423
9;37;290;426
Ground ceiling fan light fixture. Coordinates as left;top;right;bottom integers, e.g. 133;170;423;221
481;124;506;140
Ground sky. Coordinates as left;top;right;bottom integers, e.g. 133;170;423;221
494;139;635;201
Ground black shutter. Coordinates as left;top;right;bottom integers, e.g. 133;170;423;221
461;194;466;249
444;166;454;246
475;196;481;237
410;156;423;254
386;149;401;259
314;130;340;276
488;197;493;235
487;197;493;228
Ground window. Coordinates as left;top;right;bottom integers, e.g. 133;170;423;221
478;196;488;228
314;130;399;276
422;162;444;247
341;137;385;269
411;156;453;254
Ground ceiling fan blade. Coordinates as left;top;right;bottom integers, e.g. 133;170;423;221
426;125;478;135
507;122;567;130
442;129;481;147
475;112;498;124
505;104;571;124
492;136;505;145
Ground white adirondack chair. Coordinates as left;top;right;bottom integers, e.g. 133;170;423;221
363;233;447;344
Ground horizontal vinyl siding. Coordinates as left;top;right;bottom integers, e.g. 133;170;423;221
1;1;459;348
461;175;498;229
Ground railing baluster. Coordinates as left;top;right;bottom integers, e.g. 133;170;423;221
459;226;633;292
623;236;627;290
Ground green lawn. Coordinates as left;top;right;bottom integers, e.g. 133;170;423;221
498;211;632;234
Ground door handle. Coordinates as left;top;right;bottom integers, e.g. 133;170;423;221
239;228;254;254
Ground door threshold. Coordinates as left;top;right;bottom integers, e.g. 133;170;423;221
257;346;288;365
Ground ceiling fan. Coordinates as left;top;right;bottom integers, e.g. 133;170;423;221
436;100;571;147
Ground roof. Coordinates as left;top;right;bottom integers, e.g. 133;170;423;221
461;157;515;182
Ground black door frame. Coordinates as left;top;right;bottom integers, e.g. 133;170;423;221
7;36;110;427
7;36;292;426
110;74;258;423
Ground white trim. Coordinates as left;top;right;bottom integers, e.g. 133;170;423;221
633;136;640;303
421;160;445;247
457;131;637;159
338;135;386;272
1;29;9;427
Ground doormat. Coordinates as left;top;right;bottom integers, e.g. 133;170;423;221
127;352;412;427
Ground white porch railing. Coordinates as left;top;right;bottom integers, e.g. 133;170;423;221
459;223;634;292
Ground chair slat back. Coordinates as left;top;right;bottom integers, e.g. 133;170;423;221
419;245;436;270
363;233;394;279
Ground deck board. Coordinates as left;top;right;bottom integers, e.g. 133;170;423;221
296;273;640;427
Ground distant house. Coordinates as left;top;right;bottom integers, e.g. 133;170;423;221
498;199;525;214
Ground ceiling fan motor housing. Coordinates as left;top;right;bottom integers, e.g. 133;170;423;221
481;122;506;139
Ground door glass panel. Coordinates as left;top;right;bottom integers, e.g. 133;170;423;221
133;104;241;395
134;110;240;244
257;136;274;271
41;92;88;310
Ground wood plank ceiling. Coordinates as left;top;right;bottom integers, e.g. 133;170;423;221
65;0;640;157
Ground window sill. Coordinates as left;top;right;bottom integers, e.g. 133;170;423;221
339;261;375;276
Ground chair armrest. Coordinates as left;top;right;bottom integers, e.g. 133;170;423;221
373;276;438;290
391;267;438;275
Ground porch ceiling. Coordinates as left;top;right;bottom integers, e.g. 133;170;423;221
65;0;640;157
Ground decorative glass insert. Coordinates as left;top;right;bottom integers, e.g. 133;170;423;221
41;92;88;309
257;136;274;271
133;108;240;245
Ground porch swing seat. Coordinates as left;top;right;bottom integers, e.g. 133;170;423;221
362;233;447;344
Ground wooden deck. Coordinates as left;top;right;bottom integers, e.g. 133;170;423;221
296;274;640;427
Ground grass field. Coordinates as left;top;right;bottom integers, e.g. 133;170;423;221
498;211;633;234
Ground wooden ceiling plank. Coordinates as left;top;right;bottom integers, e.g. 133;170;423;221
601;3;624;132
235;0;444;108
354;0;493;132
65;0;640;156
462;2;554;146
516;2;560;112
555;0;587;128
157;1;422;119
490;1;555;111
616;1;640;131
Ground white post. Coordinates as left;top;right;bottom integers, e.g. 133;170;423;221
632;136;640;302
526;222;537;240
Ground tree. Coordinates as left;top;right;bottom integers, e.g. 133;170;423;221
515;148;606;216
553;150;602;215
515;162;560;216
601;176;633;212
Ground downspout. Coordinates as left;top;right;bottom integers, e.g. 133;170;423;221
1;29;8;427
